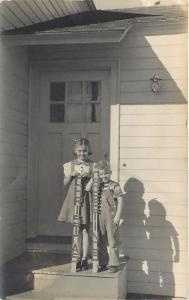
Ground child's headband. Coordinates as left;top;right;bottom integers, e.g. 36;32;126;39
73;137;92;155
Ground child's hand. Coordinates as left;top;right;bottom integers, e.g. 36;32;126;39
113;215;120;225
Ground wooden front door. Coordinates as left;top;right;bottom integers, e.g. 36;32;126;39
38;71;110;236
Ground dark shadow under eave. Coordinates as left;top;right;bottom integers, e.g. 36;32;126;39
1;10;154;35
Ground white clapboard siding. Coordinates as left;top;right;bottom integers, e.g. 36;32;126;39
0;106;28;124
120;147;187;159
123;33;187;47
120;201;187;217
118;23;187;298
0;143;27;157
0;130;27;146
120;214;187;228
121;56;187;71
0;166;27;179
120;104;186;115
0;190;26;204
120;114;186;126
30;43;187;61
120;236;188;251
0;95;28;114
120;225;187;240
0;44;28;264
121;67;187;82
121;79;187;94
120;169;186;183
128;270;187;285
120;125;186;137
120;159;187;170
120;92;187;104
119;102;187;297
0;154;27;168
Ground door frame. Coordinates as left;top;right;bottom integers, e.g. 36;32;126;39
27;58;120;238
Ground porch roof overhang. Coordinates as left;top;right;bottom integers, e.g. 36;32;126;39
0;0;96;31
1;23;132;46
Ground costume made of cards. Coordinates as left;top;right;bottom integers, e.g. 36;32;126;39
57;159;94;224
98;180;123;267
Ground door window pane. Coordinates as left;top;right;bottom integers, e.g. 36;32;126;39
67;81;83;102
49;80;101;123
85;81;101;102
84;104;100;123
67;104;82;122
50;82;65;101
50;104;65;122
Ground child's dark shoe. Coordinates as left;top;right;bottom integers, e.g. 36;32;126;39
98;264;107;272
108;266;118;273
76;261;82;272
81;259;88;271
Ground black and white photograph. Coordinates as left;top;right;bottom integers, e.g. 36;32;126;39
0;0;188;299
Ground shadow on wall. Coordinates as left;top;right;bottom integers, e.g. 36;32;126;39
119;22;187;105
121;178;180;297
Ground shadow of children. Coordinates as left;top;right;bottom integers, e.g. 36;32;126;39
120;178;148;284
146;199;179;297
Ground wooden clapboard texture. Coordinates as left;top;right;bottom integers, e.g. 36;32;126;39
92;164;100;272
71;174;82;272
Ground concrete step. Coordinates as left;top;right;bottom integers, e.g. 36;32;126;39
2;252;70;299
7;262;128;300
4;250;129;300
26;242;71;254
6;290;49;300
26;236;72;254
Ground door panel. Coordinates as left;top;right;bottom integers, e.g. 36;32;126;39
38;71;110;236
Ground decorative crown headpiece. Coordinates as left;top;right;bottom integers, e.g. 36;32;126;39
97;160;112;173
73;137;92;155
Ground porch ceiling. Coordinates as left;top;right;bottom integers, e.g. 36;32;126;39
0;0;95;31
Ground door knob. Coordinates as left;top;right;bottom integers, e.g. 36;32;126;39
122;163;127;167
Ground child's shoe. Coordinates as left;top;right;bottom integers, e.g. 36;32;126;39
98;264;107;272
76;261;82;272
108;266;118;273
81;259;88;271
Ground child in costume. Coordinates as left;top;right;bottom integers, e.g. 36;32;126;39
57;138;93;271
97;160;123;273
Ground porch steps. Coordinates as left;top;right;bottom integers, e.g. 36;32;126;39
6;261;128;300
26;236;72;254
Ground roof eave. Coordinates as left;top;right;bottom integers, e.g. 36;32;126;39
0;25;132;46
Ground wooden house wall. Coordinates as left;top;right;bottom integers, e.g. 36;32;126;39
29;20;187;297
0;44;29;264
118;24;187;298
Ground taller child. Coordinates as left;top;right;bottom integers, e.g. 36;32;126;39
57;138;93;271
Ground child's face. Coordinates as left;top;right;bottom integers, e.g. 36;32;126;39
75;145;89;161
99;169;111;183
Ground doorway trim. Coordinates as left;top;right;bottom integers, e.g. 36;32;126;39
27;58;120;238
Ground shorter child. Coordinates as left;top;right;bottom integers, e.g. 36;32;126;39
97;160;123;273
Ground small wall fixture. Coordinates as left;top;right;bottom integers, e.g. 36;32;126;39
150;74;162;93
